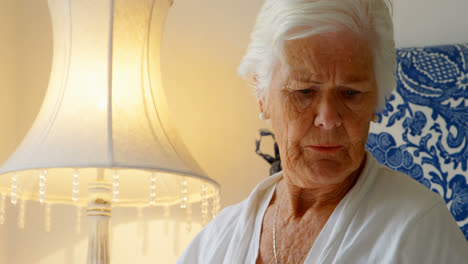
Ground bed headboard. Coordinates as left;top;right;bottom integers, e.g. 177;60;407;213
367;44;468;240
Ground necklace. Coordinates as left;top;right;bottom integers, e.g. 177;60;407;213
272;187;310;264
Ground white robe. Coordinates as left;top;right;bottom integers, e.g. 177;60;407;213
178;153;468;263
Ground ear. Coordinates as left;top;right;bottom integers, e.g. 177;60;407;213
254;74;270;119
254;74;263;112
259;100;265;113
259;99;271;119
252;73;259;87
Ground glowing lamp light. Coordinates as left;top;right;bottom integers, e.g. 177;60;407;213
0;0;220;263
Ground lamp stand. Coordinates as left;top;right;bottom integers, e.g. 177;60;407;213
87;179;112;264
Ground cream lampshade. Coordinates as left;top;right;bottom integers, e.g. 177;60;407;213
0;0;220;263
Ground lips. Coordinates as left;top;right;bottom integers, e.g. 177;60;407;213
305;145;343;153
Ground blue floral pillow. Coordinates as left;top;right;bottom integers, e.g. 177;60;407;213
367;44;468;241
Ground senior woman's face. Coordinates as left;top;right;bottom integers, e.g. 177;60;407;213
266;31;377;188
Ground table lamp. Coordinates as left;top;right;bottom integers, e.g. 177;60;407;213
0;0;220;263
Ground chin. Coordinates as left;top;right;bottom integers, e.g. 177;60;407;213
302;158;354;186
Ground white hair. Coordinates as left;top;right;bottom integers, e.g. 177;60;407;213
237;0;396;113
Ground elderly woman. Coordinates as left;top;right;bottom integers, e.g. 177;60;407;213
178;0;468;263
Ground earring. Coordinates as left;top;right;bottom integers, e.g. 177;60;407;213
372;114;379;123
259;112;268;120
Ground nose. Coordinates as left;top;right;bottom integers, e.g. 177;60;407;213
313;94;342;129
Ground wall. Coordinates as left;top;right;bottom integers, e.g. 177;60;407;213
0;0;18;261
393;0;468;47
15;0;53;139
0;0;18;164
161;0;268;208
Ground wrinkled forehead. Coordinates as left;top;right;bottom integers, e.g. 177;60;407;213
281;31;375;82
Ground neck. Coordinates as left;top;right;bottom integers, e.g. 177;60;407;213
279;156;366;218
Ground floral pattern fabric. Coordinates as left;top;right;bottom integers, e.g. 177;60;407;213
367;44;468;241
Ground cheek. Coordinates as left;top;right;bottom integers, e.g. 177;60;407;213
276;93;315;142
343;93;375;146
280;91;307;121
269;107;307;167
271;119;302;169
345;113;372;149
